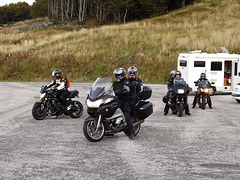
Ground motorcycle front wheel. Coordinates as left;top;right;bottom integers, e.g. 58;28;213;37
178;103;183;117
201;96;206;110
32;102;47;120
83;120;105;142
69;101;83;118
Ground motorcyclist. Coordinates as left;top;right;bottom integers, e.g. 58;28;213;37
192;73;212;108
127;66;143;122
112;67;134;139
164;69;176;115
171;70;191;115
47;69;72;114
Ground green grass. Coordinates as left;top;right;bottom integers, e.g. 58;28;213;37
0;0;240;83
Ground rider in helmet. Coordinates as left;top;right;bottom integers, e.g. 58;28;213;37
192;72;212;108
112;67;134;139
168;69;176;87
127;66;143;122
47;69;71;117
164;70;191;115
174;71;191;115
164;69;176;115
175;70;181;78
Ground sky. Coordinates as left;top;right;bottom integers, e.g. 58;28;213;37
0;0;35;6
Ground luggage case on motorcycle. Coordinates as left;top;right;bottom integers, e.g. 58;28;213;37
136;101;153;120
139;86;152;100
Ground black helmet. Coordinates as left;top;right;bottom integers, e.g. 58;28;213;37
170;69;176;77
175;70;181;77
113;67;126;82
128;66;138;79
54;69;62;79
200;73;206;79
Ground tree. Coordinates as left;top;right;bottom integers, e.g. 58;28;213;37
31;0;48;18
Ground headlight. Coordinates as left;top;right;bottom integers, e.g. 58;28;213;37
178;89;184;94
40;93;46;99
86;99;103;108
204;88;209;93
104;97;114;104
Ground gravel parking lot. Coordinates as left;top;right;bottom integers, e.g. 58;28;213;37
0;82;240;180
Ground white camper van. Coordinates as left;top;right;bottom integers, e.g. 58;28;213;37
177;50;240;94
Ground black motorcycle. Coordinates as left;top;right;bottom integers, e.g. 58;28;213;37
168;77;192;117
83;77;153;142
32;85;83;120
193;80;213;109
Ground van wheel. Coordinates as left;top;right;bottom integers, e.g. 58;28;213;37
236;100;240;103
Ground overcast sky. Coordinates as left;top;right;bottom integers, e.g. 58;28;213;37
0;0;35;6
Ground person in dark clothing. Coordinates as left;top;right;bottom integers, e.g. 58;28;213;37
127;66;143;121
166;70;191;115
164;69;176;115
192;72;212;108
47;69;71;115
112;67;134;139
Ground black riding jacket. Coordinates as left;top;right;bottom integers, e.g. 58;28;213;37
112;78;131;102
128;77;143;99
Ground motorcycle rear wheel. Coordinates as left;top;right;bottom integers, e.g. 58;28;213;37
83;120;105;142
32;102;47;120
69;101;83;118
178;103;183;117
124;123;141;137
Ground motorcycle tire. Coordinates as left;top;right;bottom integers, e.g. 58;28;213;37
69;101;83;118
124;123;141;137
178;103;183;117
32;102;47;120
236;99;240;103
201;96;206;110
83;120;105;142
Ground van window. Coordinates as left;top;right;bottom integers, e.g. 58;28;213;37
194;61;205;67
211;62;222;71
180;60;187;67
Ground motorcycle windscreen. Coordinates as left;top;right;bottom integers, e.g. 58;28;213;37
199;80;210;88
173;77;188;92
136;101;153;120
89;77;112;100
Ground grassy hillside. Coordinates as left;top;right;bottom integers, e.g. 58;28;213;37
0;0;240;82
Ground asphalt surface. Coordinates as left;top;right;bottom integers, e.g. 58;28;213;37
0;82;240;180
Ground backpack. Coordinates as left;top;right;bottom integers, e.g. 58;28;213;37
65;77;70;88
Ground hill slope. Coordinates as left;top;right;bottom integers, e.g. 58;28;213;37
0;0;240;82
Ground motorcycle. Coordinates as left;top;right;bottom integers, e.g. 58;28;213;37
168;77;192;117
193;80;213;110
32;85;83;120
83;77;153;142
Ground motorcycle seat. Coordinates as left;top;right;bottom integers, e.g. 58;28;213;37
68;90;79;98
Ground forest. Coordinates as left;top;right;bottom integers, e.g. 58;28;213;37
0;0;198;24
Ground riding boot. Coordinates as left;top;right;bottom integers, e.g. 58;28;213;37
185;104;191;115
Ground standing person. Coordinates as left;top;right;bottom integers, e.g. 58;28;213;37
112;67;134;139
192;72;212;108
47;69;72;112
164;69;176;115
127;66;143;122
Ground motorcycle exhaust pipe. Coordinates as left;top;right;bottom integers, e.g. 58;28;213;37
133;119;144;127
